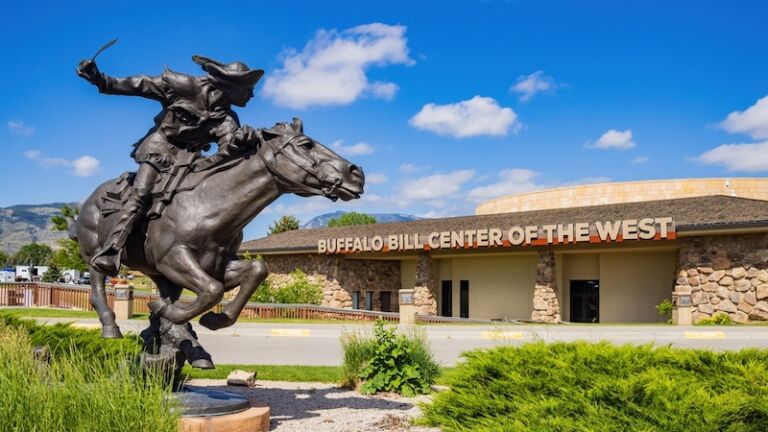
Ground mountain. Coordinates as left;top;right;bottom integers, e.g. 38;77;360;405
0;203;77;254
301;211;424;229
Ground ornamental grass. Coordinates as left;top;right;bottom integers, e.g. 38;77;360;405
0;313;178;432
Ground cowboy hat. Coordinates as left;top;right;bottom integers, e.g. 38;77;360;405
192;54;263;87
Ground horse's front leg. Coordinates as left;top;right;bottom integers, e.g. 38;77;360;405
150;245;224;324
199;258;267;330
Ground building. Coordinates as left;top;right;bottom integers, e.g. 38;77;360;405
242;179;768;324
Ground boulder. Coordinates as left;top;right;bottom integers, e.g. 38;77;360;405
708;270;726;282
757;284;768;300
719;276;734;286
227;369;257;387
717;300;738;314
734;279;751;292
702;282;719;292
716;286;730;299
738;300;753;314
733;311;749;324
732;267;747;279
692;291;706;306
698;303;714;315
744;291;758;305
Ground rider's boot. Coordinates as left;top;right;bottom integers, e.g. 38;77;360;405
90;189;145;275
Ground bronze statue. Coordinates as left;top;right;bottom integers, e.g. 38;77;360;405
73;47;365;370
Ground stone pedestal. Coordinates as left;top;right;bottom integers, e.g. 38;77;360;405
113;284;134;319
176;388;270;432
398;289;416;325
672;285;693;326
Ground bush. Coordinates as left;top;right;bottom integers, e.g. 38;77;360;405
420;341;768;431
250;269;323;304
341;320;439;396
697;312;734;325
656;298;673;322
0;314;177;431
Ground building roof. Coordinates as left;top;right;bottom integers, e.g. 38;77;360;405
241;195;768;254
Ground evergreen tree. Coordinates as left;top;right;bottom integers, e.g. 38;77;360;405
41;263;62;283
327;211;377;227
268;215;301;236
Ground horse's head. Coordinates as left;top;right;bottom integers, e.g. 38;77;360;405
259;118;365;202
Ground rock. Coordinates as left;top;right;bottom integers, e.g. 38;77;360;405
738;300;753;314
757;249;768;262
678;270;689;279
692;291;706;306
533;298;548;310
745;291;758;305
702;282;719;292
227;369;257;387
717;286;730;299
758;270;768;283
711;296;721;305
734;279;751;292
754;302;768;313
748;267;760;278
732;267;747;279
698;303;714;314
719;276;734;286
686;269;699;277
733;311;749;324
676;277;689;286
749;309;768;321
717;300;738;313
708;270;726;282
699;267;714;274
688;277;700;286
730;292;742;304
757;284;768;300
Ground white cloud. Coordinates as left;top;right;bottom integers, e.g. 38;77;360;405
695;141;768;172
409;96;521;138
586;129;636;150
261;23;413;109
366;173;388;184
719;95;768;139
8;120;35;136
510;71;559;101
630;156;649;164
467;169;542;202
398;169;475;203
24;150;100;177
330;140;375;156
399;163;425;174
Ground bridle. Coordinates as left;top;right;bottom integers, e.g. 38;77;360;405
257;129;342;201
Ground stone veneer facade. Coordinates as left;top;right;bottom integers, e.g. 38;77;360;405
263;254;401;311
414;251;438;315
531;248;561;323
676;233;768;323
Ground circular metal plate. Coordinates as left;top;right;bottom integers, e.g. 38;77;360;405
172;386;251;417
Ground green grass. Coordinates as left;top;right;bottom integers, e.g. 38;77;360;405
420;341;768;432
0;313;177;431
1;307;149;320
182;364;343;382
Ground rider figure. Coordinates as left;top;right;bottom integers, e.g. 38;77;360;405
77;55;263;275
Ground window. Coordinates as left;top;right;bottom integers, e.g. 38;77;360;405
460;280;469;318
352;291;360;309
441;280;453;317
365;291;374;310
380;291;391;312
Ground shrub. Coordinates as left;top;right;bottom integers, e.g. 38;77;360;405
0;315;177;431
656;298;673;322
342;320;439;396
420;342;768;431
250;269;323;304
697;312;734;325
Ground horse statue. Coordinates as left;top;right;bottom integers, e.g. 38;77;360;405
74;118;364;369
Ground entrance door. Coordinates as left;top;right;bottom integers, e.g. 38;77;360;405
441;281;452;317
570;280;599;323
460;280;469;318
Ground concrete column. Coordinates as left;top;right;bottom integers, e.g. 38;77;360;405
113;283;134;320
672;268;693;325
531;248;561;323
398;289;416;325
413;251;437;316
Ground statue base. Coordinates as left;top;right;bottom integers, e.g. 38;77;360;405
174;387;270;432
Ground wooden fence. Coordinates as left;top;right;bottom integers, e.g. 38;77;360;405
0;282;400;322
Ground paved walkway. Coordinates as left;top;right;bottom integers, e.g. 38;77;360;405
34;317;768;366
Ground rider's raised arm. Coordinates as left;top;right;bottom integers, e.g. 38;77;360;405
76;60;168;102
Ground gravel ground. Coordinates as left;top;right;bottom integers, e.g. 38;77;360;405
187;379;442;432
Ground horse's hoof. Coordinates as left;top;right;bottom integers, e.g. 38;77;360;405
101;325;123;339
199;312;231;331
190;358;215;369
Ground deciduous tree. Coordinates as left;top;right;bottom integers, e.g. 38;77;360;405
327;211;377;227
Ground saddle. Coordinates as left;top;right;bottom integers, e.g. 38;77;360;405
100;149;251;220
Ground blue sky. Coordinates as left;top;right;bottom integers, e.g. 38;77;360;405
1;0;767;240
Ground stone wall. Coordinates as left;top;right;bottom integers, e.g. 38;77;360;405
414;251;437;315
531;248;561;323
263;254;401;311
676;233;768;323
